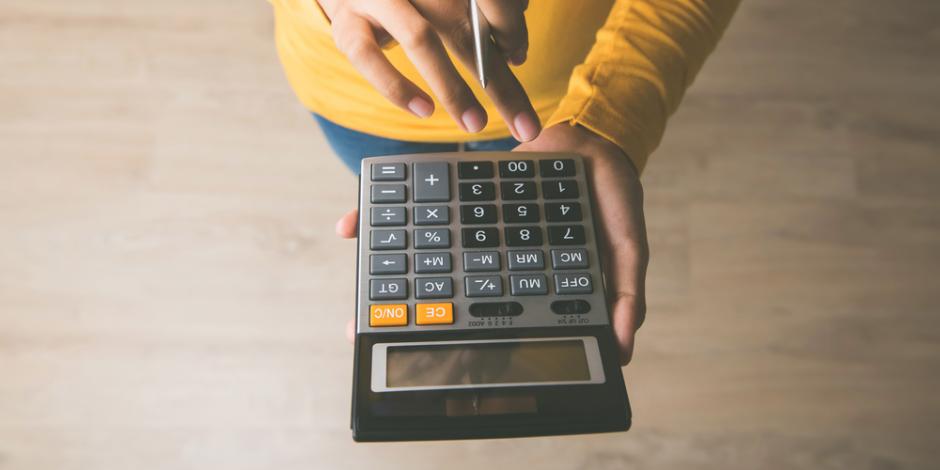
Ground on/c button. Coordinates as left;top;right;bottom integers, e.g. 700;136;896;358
370;304;408;327
416;303;454;325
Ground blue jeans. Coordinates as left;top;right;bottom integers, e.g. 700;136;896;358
314;114;518;174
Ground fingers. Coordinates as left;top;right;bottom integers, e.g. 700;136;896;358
346;318;355;343
331;14;435;118
477;0;529;65
335;209;359;238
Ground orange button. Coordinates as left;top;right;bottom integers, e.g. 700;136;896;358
369;304;408;327
415;303;454;325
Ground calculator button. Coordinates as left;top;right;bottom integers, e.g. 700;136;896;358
462;227;500;248
371;229;407;250
370;254;408;275
370;207;406;226
371;163;406;181
468;301;523;317
460;204;498;224
542;180;579;199
414;252;452;273
463;251;501;272
505;226;543;246
371;184;407;203
414;228;451;249
370;278;408;300
550;248;589;269
458;161;494;179
539;158;575;177
503;203;540;223
507;250;544;270
500;181;537;200
554;273;593;294
550;299;591;315
459;182;496;201
414;205;449;225
369;304;408;326
413;162;450;202
547;225;586;245
499;160;534;178
465;275;503;297
415;303;454;325
510;274;549;295
545;202;582;222
415;277;454;299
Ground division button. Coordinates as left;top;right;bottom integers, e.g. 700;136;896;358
415;303;454;325
554;273;593;295
371;163;406;181
414;228;451;249
463;251;500;272
369;278;408;300
415;277;453;299
507;249;544;270
465;275;503;297
370;253;408;275
539;158;575;177
370;229;407;250
458;161;494;179
370;206;406;226
414;252;452;274
500;181;537;200
550;299;591;315
413;205;450;225
371;184;407;203
547;225;586;245
468;301;523;317
510;274;548;295
542;180;579;199
413;162;450;202
550;248;589;269
545;202;582;222
462;227;500;248
498;159;534;178
369;304;408;326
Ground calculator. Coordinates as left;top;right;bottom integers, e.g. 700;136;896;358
352;152;630;441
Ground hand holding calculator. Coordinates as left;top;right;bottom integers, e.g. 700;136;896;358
351;151;631;441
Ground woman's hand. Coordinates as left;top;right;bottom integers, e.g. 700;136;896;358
317;0;540;141
514;124;649;364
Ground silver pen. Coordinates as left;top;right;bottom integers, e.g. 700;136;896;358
469;0;490;88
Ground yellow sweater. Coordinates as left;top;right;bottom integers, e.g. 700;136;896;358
272;0;739;172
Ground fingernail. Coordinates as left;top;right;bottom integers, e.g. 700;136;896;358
509;49;527;66
461;106;487;133
407;97;434;118
513;111;540;142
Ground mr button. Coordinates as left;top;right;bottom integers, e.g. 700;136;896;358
370;304;408;327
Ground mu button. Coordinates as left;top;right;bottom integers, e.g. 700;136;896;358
369;304;408;327
415;303;454;325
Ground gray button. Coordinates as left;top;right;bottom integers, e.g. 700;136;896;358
510;274;548;295
370;254;407;275
413;162;450;202
415;252;452;273
507;249;544;270
414;205;450;225
370;278;408;300
551;248;589;269
415;277;453;299
465;275;503;297
371;162;406;181
370;229;407;250
554;273;593;294
371;207;406;226
463;251;500;272
414;228;450;249
371;184;406;203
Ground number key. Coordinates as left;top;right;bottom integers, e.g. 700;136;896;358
505;226;543;247
459;182;495;201
542;180;579;199
499;160;534;178
547;225;585;245
462;227;500;248
540;158;575;177
500;181;537;200
503;203;539;223
460;204;497;224
545;202;582;222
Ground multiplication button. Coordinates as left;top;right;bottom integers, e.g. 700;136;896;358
554;273;593;294
414;205;449;225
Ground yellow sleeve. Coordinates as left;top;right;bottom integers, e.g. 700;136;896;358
546;0;741;173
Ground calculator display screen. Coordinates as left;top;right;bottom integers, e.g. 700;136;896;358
385;340;591;388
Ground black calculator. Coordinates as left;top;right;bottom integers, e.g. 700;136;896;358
352;152;630;441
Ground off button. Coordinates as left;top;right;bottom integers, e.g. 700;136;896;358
370;304;408;327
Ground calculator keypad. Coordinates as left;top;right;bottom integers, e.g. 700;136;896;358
357;155;608;332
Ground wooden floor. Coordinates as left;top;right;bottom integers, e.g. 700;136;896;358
2;0;939;468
